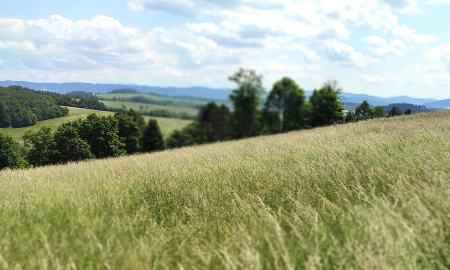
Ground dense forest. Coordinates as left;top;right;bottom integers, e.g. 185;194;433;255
0;86;69;128
0;86;108;128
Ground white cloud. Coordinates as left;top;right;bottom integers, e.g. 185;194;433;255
0;18;25;39
424;43;450;63
363;36;405;58
293;45;320;62
325;42;366;66
360;75;384;83
408;33;438;43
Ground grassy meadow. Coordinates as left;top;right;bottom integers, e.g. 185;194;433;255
0;111;449;269
96;93;226;109
0;107;193;143
100;100;199;116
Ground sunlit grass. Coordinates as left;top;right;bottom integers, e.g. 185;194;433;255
0;111;449;269
0;107;192;143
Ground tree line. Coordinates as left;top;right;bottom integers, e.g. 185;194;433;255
164;69;418;148
164;69;346;148
0;68;416;170
0;109;164;169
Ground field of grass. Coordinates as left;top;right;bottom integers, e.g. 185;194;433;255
0;107;192;143
101;100;199;116
96;93;227;109
1;111;449;269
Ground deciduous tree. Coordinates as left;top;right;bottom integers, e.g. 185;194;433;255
264;77;307;133
52;122;93;164
141;119;165;153
0;133;28;170
373;106;386;118
388;106;402;117
355;101;374;121
23;127;55;166
309;81;345;127
77;114;125;158
229;68;264;138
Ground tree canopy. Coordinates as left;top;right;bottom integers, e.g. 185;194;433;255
264;77;307;133
229;68;265;138
0;86;68;128
0;133;28;170
355;100;374;121
309;81;345;127
141;119;165;153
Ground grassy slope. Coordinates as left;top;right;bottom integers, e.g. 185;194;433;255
0;107;192;143
1;111;449;269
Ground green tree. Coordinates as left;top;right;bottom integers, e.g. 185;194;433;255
309;81;345;127
388;106;402;117
264;77;307;133
355;101;374;121
166;128;195;149
229;68;265;138
0;133;28;170
23;127;55;166
52;122;93;164
373;106;386;118
77;114;125;158
0;102;11;128
198;102;231;142
404;108;412;115
114;112;142;154
141;119;165;153
345;111;356;123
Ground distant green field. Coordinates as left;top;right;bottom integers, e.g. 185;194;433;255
0;107;192;144
96;93;231;109
101;100;199;117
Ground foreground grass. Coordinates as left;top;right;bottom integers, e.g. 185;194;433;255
0;111;449;269
0;107;192;143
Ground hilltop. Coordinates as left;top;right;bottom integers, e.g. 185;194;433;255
1;110;449;269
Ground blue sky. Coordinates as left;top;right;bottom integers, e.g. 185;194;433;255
0;0;449;99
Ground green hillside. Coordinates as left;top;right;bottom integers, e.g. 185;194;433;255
101;100;199;117
1;111;449;269
0;107;192;143
96;93;227;109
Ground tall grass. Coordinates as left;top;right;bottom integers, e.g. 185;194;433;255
0;111;449;269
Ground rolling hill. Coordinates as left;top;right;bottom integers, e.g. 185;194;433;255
423;98;450;109
1;81;444;106
1;110;448;269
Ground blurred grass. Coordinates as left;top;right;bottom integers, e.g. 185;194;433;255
0;107;192;143
0;111;449;269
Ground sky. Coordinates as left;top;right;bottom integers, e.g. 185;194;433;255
0;0;449;99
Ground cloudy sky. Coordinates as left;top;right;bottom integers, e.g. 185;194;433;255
0;0;449;99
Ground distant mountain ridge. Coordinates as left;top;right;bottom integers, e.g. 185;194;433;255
0;80;444;106
0;81;232;101
423;99;450;109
